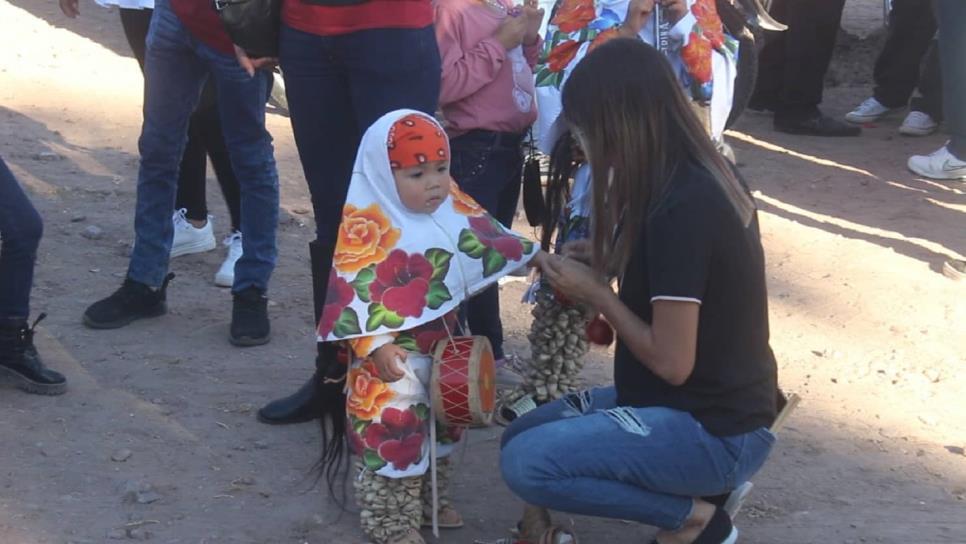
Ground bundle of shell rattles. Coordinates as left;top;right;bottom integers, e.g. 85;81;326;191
353;460;422;544
500;281;614;419
519;285;589;403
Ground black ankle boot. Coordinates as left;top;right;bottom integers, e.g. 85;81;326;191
83;274;173;329
257;343;345;425
0;314;67;395
229;287;271;347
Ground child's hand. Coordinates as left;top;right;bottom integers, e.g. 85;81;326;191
495;10;528;50
522;0;545;45
371;344;408;382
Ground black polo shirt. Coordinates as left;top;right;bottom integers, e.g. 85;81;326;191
614;158;778;436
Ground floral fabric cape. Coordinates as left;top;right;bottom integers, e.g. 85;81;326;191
317;109;538;342
534;0;738;150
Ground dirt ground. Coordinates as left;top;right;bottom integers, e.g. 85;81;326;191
0;1;963;543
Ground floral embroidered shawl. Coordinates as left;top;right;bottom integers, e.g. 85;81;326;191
317;109;538;342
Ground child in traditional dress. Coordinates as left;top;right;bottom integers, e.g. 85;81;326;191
314;110;539;544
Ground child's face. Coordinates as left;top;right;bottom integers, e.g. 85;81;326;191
393;160;452;214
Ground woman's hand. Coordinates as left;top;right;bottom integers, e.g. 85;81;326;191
560;239;592;265
371;343;408;382
539;254;610;309
59;0;80;18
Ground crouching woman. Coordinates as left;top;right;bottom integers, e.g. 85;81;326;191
500;38;778;544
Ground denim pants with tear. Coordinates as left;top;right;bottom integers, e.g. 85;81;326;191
500;386;776;530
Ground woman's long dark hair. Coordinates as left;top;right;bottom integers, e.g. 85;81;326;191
561;38;754;277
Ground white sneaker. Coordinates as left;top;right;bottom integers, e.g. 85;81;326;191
845;97;897;124
170;208;216;258
908;144;966;181
899;111;938;136
214;231;243;288
268;71;288;113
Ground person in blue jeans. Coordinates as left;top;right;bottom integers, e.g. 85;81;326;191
256;0;442;425
500;40;778;544
82;0;279;347
0;156;67;396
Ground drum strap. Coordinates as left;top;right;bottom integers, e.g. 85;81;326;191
429;405;440;537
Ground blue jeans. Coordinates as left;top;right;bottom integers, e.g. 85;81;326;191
0;156;43;320
937;0;966;158
450;130;526;360
128;0;278;293
500;387;776;531
279;23;441;249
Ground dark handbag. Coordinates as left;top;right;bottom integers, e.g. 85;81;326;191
213;0;281;58
521;130;545;227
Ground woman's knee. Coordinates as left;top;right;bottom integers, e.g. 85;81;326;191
3;205;43;253
500;436;544;502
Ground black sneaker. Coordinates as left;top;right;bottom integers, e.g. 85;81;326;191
230;287;270;347
83;274;173;329
0;314;67;396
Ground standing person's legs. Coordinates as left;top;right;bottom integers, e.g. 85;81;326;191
195;86;243;234
775;0;845;119
119;7;152;70
910;40;943;122
128;2;208;287
119;5;219;256
84;0;208;329
908;0;966;181
872;0;937;109
0;157;43;321
256;24;440;425
255;24;358;424
195;38;278;346
750;0;788;111
0;156;67;395
937;0;966;159
449;131;524;361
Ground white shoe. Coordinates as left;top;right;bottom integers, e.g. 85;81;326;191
908;144;966;181
170;208;216;258
899;111;938;136
214;231;243;288
845;97;897;124
268;71;288;113
723;481;754;519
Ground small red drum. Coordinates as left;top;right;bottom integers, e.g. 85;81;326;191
431;336;496;427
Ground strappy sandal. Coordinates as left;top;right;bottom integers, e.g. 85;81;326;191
421;504;463;529
475;526;578;544
387;528;426;544
495;394;539;426
538;526;578;544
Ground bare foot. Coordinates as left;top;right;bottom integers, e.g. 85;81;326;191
654;498;715;544
187;218;208;229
